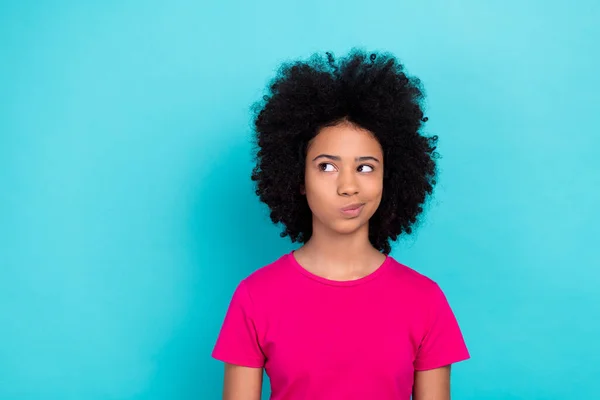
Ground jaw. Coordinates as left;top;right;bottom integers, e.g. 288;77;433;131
311;212;371;238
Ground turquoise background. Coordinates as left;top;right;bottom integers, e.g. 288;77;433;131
1;1;599;399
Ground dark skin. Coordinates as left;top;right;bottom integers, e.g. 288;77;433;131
223;122;451;399
294;121;386;281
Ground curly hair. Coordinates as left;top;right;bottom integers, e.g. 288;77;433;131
250;49;438;255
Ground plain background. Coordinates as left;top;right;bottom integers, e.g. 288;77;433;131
1;1;599;399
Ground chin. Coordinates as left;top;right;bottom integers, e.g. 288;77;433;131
329;219;369;235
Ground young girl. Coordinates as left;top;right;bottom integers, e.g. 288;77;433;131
212;49;470;400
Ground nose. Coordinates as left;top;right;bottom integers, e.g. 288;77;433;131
337;169;359;197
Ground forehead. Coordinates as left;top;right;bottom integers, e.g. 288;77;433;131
307;123;383;157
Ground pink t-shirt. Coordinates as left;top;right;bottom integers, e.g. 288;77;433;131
212;252;470;399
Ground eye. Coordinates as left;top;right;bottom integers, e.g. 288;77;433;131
319;163;336;172
357;164;374;173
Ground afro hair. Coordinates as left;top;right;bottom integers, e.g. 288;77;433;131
250;49;439;255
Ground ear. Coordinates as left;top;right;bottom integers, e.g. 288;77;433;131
300;185;306;195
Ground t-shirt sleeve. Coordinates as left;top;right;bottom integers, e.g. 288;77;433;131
212;280;265;368
414;283;470;371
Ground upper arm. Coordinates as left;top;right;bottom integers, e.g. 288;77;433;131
413;283;469;371
412;365;451;400
213;281;267;399
223;363;263;400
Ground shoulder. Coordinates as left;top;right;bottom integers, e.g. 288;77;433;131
385;257;463;336
223;253;297;325
385;256;445;299
236;253;295;299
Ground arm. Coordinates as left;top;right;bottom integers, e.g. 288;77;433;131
223;363;263;400
412;365;451;400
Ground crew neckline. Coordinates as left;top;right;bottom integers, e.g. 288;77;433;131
287;251;392;287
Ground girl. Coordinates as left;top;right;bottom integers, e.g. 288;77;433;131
212;49;470;400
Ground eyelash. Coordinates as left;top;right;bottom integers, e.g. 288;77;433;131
318;163;375;172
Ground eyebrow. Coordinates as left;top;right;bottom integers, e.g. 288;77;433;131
311;154;381;163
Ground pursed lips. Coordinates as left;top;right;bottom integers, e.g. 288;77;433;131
341;203;364;211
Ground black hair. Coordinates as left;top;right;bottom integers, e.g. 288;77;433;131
251;49;438;255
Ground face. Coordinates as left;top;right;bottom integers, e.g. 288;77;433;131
303;122;384;237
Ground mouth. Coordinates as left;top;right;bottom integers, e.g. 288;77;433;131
340;203;365;218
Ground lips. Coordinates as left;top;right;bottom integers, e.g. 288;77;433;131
340;203;365;218
341;203;364;211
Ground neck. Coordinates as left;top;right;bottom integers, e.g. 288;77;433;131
306;227;374;261
295;219;385;280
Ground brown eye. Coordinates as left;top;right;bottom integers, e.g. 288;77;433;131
357;165;374;172
319;163;336;172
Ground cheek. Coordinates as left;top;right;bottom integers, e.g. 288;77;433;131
304;174;335;210
305;180;331;203
304;174;323;203
363;178;384;198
